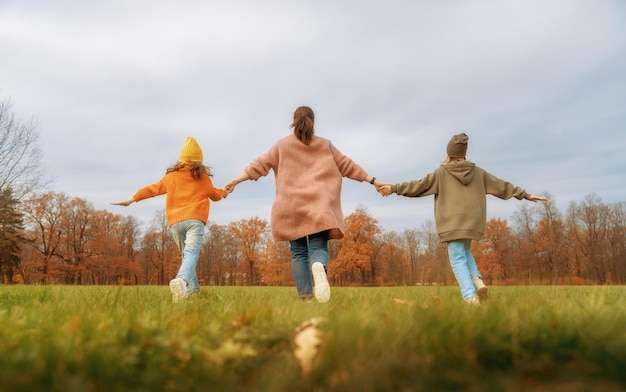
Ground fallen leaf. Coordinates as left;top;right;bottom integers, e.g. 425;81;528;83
293;317;326;375
393;298;416;306
393;298;430;309
62;316;82;332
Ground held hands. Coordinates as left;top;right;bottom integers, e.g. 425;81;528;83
377;184;392;197
224;181;237;196
223;172;250;196
371;179;392;197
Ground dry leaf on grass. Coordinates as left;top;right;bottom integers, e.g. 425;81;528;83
293;317;326;375
393;298;432;309
393;298;417;306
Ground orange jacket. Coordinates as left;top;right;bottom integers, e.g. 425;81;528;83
133;170;224;226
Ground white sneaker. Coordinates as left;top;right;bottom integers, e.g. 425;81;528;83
472;276;488;300
465;296;480;305
169;278;188;302
312;262;330;303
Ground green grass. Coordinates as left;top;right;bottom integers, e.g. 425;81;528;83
0;285;625;391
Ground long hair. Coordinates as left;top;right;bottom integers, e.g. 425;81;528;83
291;106;315;145
166;161;213;180
444;156;466;163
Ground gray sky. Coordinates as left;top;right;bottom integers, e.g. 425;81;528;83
1;0;625;233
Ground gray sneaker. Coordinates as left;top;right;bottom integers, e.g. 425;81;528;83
169;278;188;303
312;262;330;303
472;276;488;300
465;296;480;305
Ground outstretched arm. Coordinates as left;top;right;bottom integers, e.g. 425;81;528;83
224;171;251;195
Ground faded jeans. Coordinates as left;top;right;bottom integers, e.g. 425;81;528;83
169;219;205;294
447;239;481;300
289;230;330;299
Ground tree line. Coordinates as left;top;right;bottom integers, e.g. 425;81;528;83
0;95;624;286
1;189;624;286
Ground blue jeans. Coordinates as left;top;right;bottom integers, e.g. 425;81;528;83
447;239;481;300
169;219;205;294
289;230;330;299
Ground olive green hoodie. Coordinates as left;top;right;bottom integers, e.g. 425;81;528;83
390;161;531;243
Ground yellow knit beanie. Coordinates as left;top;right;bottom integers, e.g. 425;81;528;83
179;136;203;163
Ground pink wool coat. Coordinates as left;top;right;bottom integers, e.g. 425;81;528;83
244;134;368;241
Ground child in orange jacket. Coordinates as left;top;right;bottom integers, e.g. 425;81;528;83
112;136;225;302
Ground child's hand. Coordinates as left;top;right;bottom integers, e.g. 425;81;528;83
110;199;134;207
528;194;548;202
224;181;237;195
377;184;392;197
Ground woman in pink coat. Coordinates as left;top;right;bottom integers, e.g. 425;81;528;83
225;106;382;302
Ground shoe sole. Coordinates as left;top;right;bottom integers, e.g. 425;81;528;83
312;263;330;303
169;278;186;302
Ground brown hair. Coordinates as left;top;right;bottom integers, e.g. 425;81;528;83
291;106;315;145
166;161;213;180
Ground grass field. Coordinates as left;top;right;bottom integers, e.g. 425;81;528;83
0;285;624;391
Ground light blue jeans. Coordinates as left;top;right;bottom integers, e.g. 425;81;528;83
289;230;330;299
447;239;482;300
169;219;205;294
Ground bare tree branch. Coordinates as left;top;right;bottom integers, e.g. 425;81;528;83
0;95;53;198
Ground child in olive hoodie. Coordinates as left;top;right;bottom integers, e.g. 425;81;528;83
378;133;547;304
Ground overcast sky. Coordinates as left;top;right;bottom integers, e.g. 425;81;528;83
1;0;625;234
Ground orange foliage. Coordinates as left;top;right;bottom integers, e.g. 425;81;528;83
474;218;512;284
331;207;380;286
229;217;269;285
14;192;626;286
258;239;291;285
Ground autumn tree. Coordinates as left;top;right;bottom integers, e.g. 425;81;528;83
89;211;142;285
534;194;571;284
417;220;451;285
568;193;612;283
228;217;269;285
401;229;421;285
257;239;292;286
21;191;69;283
139;209;180;285
332;207;381;286
606;202;626;283
474;218;513;284
512;202;542;284
376;231;406;285
564;201;585;282
56;197;94;284
200;223;239;285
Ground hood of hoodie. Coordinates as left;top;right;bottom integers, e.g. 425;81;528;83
442;161;476;185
